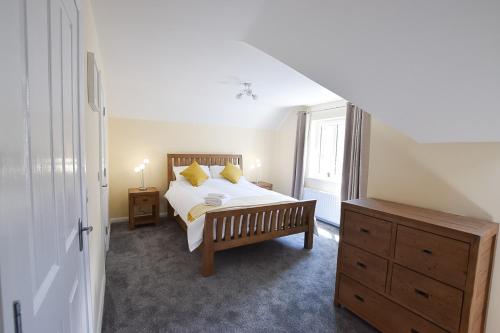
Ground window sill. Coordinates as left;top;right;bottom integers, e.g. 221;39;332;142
305;177;340;184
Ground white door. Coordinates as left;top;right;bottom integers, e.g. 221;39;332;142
0;0;91;332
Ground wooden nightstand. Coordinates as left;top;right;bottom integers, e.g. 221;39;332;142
128;187;160;229
251;181;273;190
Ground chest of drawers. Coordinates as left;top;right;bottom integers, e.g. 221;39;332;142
334;199;498;333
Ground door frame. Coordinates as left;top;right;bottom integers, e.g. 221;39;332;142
0;0;93;331
75;0;95;331
99;88;110;252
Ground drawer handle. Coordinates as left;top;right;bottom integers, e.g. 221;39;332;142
421;248;433;255
411;329;420;333
359;227;370;234
354;294;364;303
414;288;429;299
356;261;367;269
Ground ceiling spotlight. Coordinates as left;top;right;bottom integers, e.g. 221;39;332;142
236;82;258;101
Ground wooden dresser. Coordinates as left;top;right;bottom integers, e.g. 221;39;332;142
334;199;498;333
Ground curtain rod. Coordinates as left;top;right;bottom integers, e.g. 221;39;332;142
299;104;347;114
312;105;347;111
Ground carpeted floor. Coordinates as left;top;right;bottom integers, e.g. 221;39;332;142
102;219;376;333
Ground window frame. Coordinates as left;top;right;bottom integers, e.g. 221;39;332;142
306;115;346;182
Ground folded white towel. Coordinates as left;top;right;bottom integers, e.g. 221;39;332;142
204;197;229;206
207;193;228;199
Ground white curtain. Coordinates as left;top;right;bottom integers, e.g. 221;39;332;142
341;102;371;201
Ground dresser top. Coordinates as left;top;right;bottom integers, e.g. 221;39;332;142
344;198;498;238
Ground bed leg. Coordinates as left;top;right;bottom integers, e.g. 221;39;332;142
304;204;315;249
304;230;313;249
167;202;174;218
201;242;215;277
201;216;215;277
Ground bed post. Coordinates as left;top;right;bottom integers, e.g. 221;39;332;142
304;201;315;249
201;216;215;277
166;202;174;218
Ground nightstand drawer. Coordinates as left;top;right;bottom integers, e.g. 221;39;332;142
390;264;463;332
134;195;155;206
343;210;392;257
395;225;469;289
340;243;388;293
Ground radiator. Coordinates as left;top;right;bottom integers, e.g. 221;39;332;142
303;187;340;226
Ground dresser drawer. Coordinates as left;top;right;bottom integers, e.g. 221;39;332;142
338;275;447;333
134;195;155;206
343;210;392;257
395;225;469;289
390;265;463;332
340;243;388;293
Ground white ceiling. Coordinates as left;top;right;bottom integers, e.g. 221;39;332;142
92;1;341;129
93;0;500;142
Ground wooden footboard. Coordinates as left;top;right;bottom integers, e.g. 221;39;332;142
201;200;316;276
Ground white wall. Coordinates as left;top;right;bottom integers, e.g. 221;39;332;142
367;118;500;333
83;0;106;331
269;102;346;196
269;109;300;196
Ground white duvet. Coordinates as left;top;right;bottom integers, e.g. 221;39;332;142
164;178;298;251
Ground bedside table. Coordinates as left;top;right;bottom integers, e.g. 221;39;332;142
128;187;160;229
251;181;273;190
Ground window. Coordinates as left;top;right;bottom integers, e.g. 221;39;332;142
307;116;345;181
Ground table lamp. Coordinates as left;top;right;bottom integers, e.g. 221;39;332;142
134;158;149;190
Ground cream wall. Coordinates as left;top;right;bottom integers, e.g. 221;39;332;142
367;118;500;333
108;117;275;218
83;0;106;332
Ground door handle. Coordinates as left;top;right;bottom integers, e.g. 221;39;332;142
78;218;93;251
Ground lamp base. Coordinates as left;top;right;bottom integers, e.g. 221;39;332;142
138;187;147;191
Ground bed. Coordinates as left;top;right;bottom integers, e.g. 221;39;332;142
165;153;316;277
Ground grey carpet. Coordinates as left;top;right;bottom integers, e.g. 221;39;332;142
102;219;377;333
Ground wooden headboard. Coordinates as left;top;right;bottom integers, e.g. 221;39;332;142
167;153;243;186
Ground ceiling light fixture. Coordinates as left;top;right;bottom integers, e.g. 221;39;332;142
236;82;258;100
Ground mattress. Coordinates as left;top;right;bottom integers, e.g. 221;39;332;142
164;177;297;251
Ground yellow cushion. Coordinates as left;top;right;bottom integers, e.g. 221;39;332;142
180;161;208;186
220;163;242;184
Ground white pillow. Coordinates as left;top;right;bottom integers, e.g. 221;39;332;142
173;165;210;180
209;164;240;179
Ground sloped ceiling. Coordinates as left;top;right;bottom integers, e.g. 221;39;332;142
92;1;341;129
93;0;500;142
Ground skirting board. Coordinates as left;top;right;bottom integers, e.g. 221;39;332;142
96;273;106;333
109;212;168;223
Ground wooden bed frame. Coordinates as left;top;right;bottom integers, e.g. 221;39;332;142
166;153;316;277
